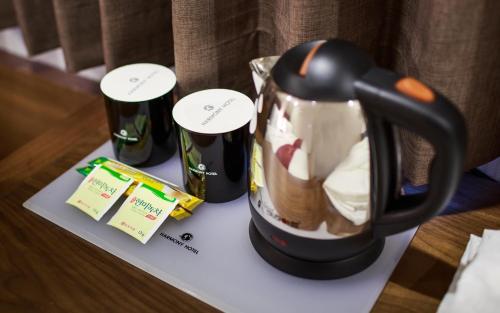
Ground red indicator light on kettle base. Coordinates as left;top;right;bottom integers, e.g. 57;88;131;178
271;235;288;247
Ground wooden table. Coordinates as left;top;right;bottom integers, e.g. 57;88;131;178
1;51;499;313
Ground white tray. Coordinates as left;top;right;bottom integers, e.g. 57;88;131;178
24;141;416;313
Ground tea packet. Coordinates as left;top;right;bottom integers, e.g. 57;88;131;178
75;157;204;220
66;165;133;221
76;164;194;220
88;157;203;212
108;183;179;244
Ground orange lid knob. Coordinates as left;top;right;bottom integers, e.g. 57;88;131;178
395;77;435;103
299;41;326;77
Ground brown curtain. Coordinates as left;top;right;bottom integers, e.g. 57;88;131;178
12;0;59;55
1;0;499;185
52;0;103;72
386;0;500;183
99;0;174;70
171;0;387;96
0;0;16;29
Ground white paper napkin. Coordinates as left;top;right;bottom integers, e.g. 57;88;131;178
438;229;500;313
323;137;370;225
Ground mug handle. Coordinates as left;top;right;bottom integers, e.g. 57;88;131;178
354;67;467;237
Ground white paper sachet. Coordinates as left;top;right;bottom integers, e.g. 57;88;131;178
108;183;179;244
438;229;500;313
66;165;133;221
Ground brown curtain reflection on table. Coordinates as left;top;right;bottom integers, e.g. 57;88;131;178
0;0;499;185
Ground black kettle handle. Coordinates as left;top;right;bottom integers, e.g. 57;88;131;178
354;67;466;237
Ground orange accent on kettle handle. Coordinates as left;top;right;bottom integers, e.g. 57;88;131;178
299;41;326;77
395;77;435;103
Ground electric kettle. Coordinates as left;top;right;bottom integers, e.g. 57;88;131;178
248;39;466;279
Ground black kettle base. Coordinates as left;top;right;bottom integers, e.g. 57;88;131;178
249;220;385;280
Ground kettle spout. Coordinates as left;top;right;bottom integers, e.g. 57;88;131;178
249;56;279;94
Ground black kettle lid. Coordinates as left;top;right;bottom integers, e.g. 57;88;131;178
271;39;375;101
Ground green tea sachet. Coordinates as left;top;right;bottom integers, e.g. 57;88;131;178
76;156;204;220
89;157;203;212
66;165;133;221
108;183;179;244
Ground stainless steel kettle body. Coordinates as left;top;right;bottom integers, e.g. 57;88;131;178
249;78;373;239
247;39;466;279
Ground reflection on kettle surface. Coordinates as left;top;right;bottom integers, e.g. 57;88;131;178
179;128;206;200
323;136;370;231
249;78;370;239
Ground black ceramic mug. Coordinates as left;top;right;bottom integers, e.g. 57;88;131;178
100;63;177;166
173;89;254;203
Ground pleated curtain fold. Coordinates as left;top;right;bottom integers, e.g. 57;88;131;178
99;0;174;70
52;0;103;72
385;0;500;183
0;0;16;29
12;0;59;55
1;0;499;184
